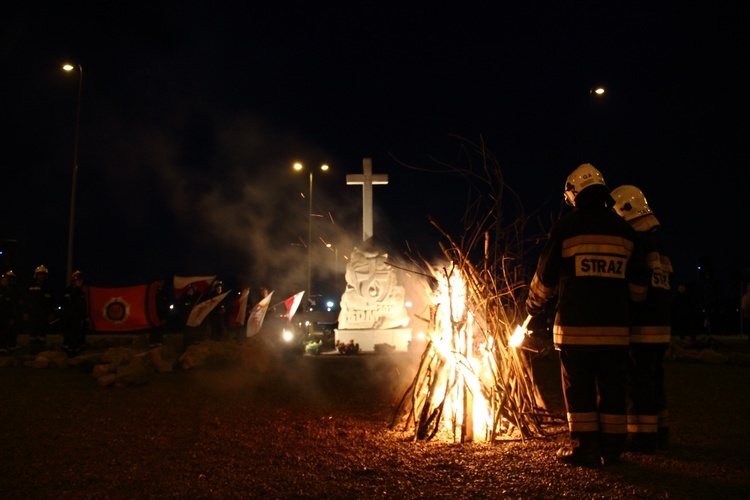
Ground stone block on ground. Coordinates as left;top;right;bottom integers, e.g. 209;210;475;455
97;373;117;386
147;345;178;373
93;364;114;378
29;351;69;369
100;347;138;369
0;356;18;368
68;352;105;370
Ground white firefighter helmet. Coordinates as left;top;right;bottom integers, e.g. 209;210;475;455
611;185;654;221
34;265;49;275
563;163;606;206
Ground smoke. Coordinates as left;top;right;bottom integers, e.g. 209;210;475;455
82;104;368;298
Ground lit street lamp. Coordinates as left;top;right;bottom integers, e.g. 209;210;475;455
293;162;329;308
321;238;339;276
63;63;83;283
588;86;606;163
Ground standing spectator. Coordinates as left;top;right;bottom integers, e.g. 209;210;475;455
24;265;56;355
742;283;750;339
149;277;170;348
178;284;200;348
61;270;87;355
205;280;227;341
3;270;22;350
612;185;672;452
0;273;17;354
671;283;697;343
525;164;649;467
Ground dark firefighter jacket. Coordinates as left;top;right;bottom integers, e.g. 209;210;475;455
25;279;54;320
526;188;650;347
628;214;672;345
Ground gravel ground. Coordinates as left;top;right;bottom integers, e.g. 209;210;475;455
1;335;749;499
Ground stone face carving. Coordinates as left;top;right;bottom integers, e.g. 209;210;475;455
337;245;410;330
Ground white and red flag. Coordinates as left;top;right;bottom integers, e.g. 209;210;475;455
228;286;250;327
283;291;305;322
173;275;215;300
246;291;274;338
187;290;231;327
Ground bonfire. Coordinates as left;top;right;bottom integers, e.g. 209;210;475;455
390;139;564;443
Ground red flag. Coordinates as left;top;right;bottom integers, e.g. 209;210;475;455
246;291;274;338
187;290;231;327
86;283;161;332
283;291;305;322
228;287;250;327
173;275;215;301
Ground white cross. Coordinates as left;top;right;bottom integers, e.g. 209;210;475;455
347;158;389;241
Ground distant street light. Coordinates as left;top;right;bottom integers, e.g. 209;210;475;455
322;239;340;276
63;63;83;283
588;86;606;163
293;162;329;308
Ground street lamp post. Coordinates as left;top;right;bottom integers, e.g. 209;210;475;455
293;162;329;309
63;63;83;283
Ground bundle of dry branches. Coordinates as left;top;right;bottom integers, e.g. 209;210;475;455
390;138;563;443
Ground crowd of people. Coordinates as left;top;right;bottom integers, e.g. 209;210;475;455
0;265;60;356
0;266;255;356
525;163;671;468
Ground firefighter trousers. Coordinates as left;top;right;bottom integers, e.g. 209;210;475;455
626;344;668;447
560;347;628;456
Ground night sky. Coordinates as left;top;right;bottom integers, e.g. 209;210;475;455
1;2;748;306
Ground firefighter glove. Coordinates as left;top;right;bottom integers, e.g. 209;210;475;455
525;299;542;317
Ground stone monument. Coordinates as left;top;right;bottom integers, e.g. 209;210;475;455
335;158;412;351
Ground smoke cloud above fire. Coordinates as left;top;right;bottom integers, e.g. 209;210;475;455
78;103;397;302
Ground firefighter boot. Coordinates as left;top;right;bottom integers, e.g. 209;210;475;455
626;432;657;453
556;433;601;467
556;446;601;467
601;432;626;466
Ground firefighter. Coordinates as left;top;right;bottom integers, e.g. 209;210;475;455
61;270;88;355
525;164;649;467
24;265;56;355
611;185;672;452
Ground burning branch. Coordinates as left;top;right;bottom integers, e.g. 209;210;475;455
390;137;563;442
